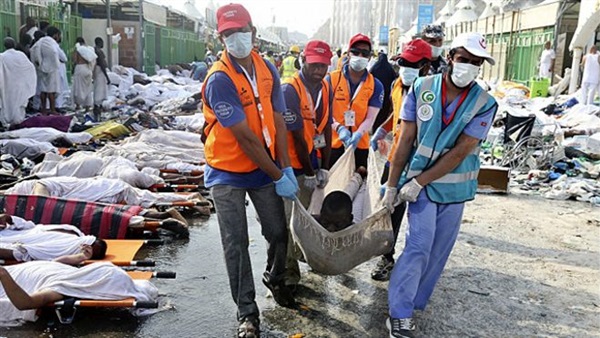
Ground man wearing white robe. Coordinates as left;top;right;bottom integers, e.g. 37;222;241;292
93;37;110;115
30;26;64;114
72;37;97;111
0;38;36;127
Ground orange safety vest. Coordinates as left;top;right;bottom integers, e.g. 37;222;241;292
283;73;331;170
388;78;404;162
201;51;277;173
329;69;375;149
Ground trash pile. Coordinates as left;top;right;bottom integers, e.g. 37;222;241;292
482;81;600;206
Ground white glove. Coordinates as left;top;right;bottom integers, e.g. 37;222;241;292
303;175;318;191
399;178;423;203
316;169;329;188
382;187;398;213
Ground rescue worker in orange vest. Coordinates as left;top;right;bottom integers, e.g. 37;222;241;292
201;4;298;337
327;33;384;168
369;39;432;282
281;39;333;287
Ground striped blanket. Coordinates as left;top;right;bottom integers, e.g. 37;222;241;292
0;194;143;239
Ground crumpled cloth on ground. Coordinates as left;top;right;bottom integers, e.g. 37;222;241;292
0;128;92;144
10;115;73;132
0;139;57;161
0;261;158;324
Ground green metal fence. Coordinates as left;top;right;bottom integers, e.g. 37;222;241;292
144;22;204;75
0;0;18;51
144;22;156;75
506;27;555;84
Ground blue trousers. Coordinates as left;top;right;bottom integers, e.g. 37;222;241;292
388;189;465;318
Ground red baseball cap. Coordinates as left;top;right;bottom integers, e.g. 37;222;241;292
216;3;252;34
349;33;372;50
304;40;333;65
400;39;432;63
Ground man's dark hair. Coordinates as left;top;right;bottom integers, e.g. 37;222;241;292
267;50;273;56
4;37;16;49
20;33;32;46
91;239;108;259
46;26;60;38
320;191;353;232
76;37;85;44
94;37;103;46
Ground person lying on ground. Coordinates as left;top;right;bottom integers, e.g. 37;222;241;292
0;214;106;265
0;261;158;323
317;166;368;232
6;176;210;212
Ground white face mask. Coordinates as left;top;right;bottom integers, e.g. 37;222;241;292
450;62;480;88
399;67;420;86
224;32;253;59
349;56;369;71
431;46;444;58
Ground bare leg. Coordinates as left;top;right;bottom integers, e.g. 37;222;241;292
40;92;48;115
0;248;17;260
32;182;50;196
48;93;57;114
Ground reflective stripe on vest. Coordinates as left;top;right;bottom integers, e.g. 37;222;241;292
284;73;331;169
201;51;277;173
403;74;497;204
329;69;375;149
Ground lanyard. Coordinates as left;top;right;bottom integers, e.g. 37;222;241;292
239;64;262;114
297;76;323;131
347;79;364;110
441;76;470;126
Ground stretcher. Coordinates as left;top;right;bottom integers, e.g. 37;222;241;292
0;194;144;239
84;239;163;267
49;269;174;324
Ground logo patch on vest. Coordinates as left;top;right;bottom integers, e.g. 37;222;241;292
282;109;297;125
214;102;234;119
421;90;435;103
417;104;434;121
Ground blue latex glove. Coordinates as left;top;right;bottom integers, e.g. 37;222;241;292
282;167;299;190
274;174;298;200
370;126;388;151
337;126;351;147
348;131;363;149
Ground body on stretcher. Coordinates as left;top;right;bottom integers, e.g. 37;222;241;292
48;270;171;324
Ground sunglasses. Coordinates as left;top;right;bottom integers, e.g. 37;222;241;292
454;55;484;66
350;48;371;58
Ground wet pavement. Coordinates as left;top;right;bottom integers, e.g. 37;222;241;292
0;203;392;338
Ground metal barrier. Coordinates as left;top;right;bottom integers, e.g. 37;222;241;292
145;22;204;75
0;0;18;51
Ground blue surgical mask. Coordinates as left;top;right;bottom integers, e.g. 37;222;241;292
224;32;253;59
399;67;420;86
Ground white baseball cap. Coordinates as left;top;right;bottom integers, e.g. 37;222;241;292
450;32;495;65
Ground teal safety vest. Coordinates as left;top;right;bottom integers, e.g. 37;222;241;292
401;74;497;204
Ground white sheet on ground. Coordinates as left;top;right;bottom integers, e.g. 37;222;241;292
0;49;37;126
7;176;197;208
0;261;158;324
0;128;92;144
0;139;57;160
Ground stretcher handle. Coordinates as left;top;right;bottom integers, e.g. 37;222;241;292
154;271;176;279
159;169;203;176
132;260;156;267
135;301;159;308
144;239;164;246
150;184;199;190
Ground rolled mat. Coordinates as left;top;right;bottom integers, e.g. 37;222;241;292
0;194;143;239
